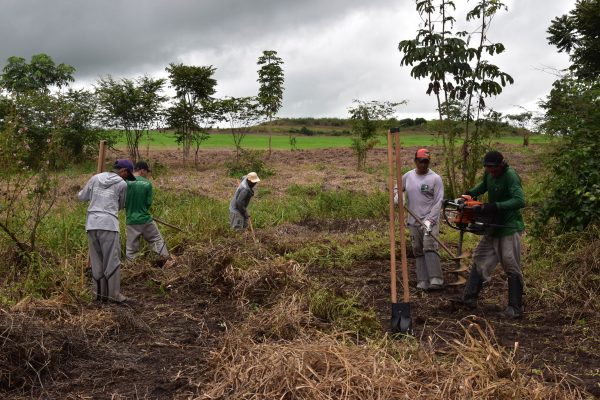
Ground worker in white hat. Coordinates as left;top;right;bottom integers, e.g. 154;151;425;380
229;172;260;230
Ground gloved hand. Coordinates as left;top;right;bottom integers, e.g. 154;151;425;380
423;220;432;235
474;203;497;213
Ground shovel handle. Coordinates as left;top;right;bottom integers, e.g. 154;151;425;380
153;217;188;233
394;133;410;303
248;216;257;244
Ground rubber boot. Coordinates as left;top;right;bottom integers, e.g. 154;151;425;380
504;275;523;318
425;251;444;290
460;267;483;309
415;256;429;290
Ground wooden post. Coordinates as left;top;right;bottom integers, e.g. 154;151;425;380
394;132;410;304
97;140;107;173
386;130;397;303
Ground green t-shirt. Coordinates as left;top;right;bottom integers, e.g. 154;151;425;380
125;176;153;225
467;166;525;237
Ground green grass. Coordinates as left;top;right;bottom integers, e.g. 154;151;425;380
117;131;552;150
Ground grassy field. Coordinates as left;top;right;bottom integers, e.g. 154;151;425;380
121;131;552;150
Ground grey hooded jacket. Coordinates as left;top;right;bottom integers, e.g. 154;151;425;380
229;176;254;218
78;172;128;232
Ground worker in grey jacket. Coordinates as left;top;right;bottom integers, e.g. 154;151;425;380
229;172;260;230
78;159;136;303
396;149;445;290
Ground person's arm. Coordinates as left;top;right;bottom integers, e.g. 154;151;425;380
118;182;127;210
78;177;94;201
426;175;444;224
466;173;488;198
496;171;525;210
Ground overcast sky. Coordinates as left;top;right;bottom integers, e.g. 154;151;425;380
0;0;575;119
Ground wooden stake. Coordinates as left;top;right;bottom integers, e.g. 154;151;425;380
386;130;397;303
394;132;410;303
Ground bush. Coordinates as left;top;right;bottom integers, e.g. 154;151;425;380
226;149;274;179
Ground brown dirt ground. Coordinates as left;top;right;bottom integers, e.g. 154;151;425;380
3;145;598;399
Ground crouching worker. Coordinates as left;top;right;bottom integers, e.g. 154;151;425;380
396;148;445;290
125;161;169;262
78;159;136;303
459;151;526;318
229;172;260;231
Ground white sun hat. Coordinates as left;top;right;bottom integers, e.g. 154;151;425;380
247;172;260;183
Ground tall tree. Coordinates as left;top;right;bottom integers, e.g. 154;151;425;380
547;0;600;80
506;109;533;146
398;0;513;196
257;50;284;154
0;54;75;96
96;75;166;162
166;63;217;164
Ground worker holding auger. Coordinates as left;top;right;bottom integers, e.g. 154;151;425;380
457;151;526;318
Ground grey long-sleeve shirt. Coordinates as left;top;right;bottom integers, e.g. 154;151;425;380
229;176;254;218
396;169;444;226
78;172;127;232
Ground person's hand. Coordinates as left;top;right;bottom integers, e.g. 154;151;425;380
423;220;432;235
474;203;497;213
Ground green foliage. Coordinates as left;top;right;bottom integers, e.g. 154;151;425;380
219;96;262;157
348;100;404;170
95;75;166;162
225;149;274;179
165;63;219;165
256;50;284;121
398;0;513;196
547;0;600;80
0;53;75;95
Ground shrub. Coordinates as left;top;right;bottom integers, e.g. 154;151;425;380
226;149;274;179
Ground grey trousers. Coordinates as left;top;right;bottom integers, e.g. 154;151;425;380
229;210;248;231
471;232;523;284
126;222;169;260
87;230;125;302
409;224;443;283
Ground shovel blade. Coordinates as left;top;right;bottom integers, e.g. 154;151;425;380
391;302;413;335
447;275;467;286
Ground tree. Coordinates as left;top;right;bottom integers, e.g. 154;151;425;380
165;63;217;164
547;0;600;80
219;96;262;158
96;75;166;162
398;0;514;196
505;109;533;146
534;0;600;232
257;50;284;154
0;54;75;96
348;100;404;170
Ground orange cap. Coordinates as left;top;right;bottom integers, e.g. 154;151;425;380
415;148;430;159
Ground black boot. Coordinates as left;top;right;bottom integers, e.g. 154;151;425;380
460;268;483;309
504;275;523;318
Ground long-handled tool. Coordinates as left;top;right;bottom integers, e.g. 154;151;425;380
153;217;189;234
387;129;412;335
403;205;467;261
248;216;258;244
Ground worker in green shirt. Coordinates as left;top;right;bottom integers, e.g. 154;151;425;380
125;161;169;261
458;151;526;318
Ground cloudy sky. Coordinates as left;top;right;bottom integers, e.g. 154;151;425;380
0;0;575;119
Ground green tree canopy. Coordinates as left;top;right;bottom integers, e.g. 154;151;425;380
0;54;75;95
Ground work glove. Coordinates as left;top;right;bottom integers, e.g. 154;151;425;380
474;203;497;214
423;220;433;236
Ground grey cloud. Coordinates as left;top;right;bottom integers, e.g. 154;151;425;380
0;0;574;118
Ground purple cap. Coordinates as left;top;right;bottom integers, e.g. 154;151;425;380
113;159;136;181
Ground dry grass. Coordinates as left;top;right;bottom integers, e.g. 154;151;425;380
197;318;585;400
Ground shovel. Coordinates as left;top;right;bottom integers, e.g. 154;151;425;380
387;129;413;335
248;216;258;244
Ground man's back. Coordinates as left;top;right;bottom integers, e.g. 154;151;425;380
126;176;153;225
78;172;127;231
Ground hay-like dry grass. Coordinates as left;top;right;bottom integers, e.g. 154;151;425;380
197;318;585;400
